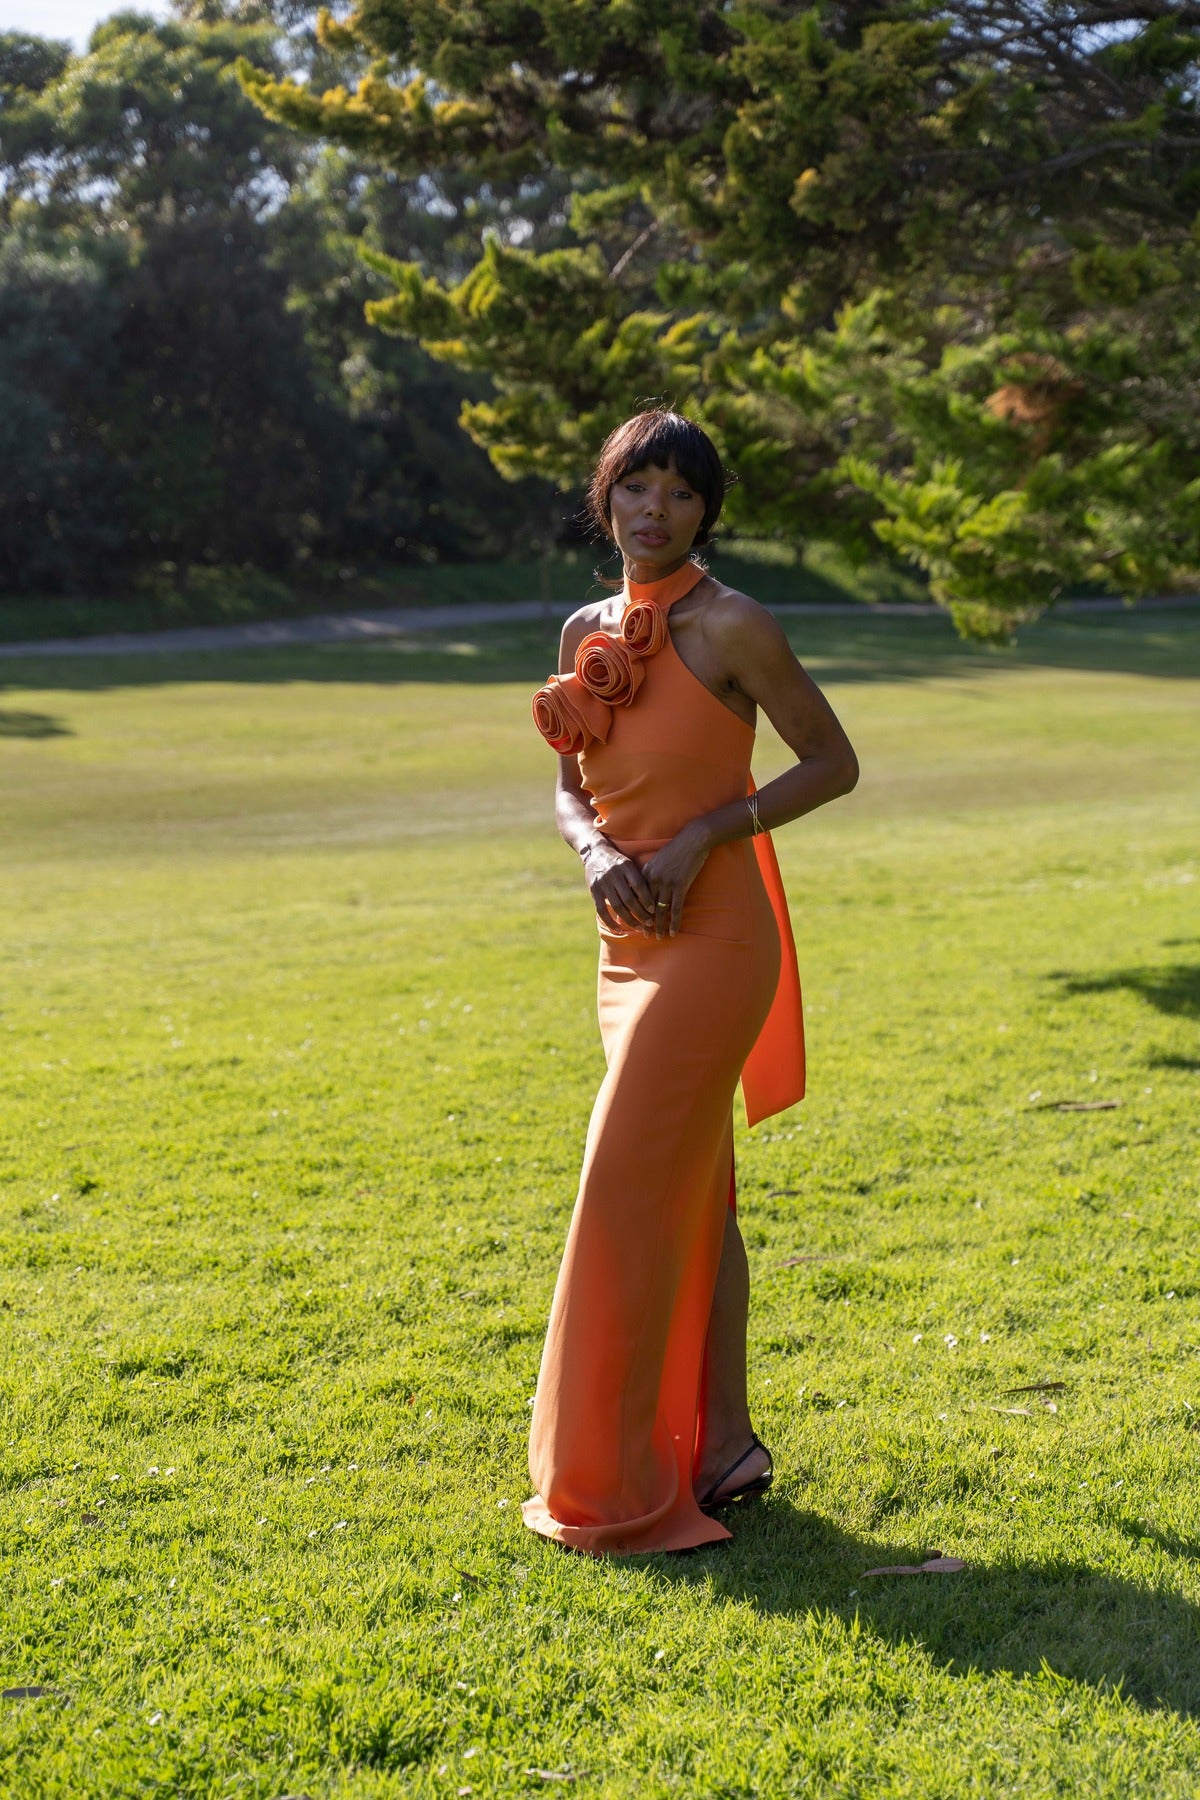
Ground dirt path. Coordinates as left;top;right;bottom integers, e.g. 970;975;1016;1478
0;593;1192;660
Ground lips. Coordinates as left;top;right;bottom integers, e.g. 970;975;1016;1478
634;530;669;545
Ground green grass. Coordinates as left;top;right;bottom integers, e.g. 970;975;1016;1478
0;541;926;644
1;609;1197;1797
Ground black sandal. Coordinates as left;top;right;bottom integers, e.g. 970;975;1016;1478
698;1435;774;1511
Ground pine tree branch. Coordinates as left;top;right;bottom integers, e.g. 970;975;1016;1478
609;218;660;282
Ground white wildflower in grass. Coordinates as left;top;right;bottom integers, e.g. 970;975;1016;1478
912;1333;923;1344
944;1334;958;1349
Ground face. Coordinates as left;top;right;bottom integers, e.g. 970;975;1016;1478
607;459;706;578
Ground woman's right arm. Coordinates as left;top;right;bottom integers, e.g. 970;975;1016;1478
554;614;657;936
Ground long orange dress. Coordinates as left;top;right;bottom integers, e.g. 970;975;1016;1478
523;560;804;1555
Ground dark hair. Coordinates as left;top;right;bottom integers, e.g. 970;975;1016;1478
586;409;729;551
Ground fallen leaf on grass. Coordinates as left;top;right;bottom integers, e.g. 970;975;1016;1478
860;1557;966;1578
81;1513;99;1525
3;1687;50;1699
985;1406;1031;1415
1003;1381;1067;1394
454;1569;483;1585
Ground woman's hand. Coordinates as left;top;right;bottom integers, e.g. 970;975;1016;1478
640;822;711;938
585;838;658;935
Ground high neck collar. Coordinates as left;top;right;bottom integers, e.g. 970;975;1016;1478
623;558;707;609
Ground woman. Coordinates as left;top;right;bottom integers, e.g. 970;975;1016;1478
524;410;858;1555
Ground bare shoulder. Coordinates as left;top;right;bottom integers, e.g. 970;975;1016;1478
695;574;788;652
558;597;612;672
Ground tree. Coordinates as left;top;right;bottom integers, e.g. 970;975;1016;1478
0;15;343;588
242;1;1200;635
0;233;129;593
0;10;556;596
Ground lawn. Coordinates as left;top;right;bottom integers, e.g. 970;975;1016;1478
1;609;1197;1797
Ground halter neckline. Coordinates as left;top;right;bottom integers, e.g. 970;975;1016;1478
623;559;707;609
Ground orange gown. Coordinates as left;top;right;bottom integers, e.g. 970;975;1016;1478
522;560;804;1555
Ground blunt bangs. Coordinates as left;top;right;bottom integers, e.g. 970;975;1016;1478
587;409;729;549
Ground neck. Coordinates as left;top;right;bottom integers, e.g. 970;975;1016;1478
622;552;693;585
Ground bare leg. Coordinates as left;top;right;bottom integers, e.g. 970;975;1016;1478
694;1208;771;1499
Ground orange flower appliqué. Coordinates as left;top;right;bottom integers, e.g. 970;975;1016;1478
620;600;668;659
575;631;646;707
530;672;612;754
532;598;672;753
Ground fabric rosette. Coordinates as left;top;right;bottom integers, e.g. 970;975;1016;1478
619;599;668;659
531;672;612;754
575;631;646;707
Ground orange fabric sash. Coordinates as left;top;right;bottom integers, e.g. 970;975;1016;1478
742;778;805;1127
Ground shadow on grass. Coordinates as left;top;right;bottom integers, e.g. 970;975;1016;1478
652;1501;1200;1719
1050;962;1200;1021
0;708;72;738
0;612;1197;697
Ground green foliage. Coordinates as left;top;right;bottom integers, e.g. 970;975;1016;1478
0;610;1198;1791
1;11;294;227
0;235;128;593
0;28;71;93
244;2;1200;636
0;9;560;599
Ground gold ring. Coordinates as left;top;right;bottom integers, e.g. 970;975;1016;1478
655;900;669;908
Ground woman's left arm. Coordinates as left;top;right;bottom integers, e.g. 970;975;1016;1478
642;598;859;935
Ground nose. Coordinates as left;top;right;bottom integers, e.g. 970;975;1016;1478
643;491;667;518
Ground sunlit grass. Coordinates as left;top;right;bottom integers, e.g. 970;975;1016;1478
1;610;1197;1797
